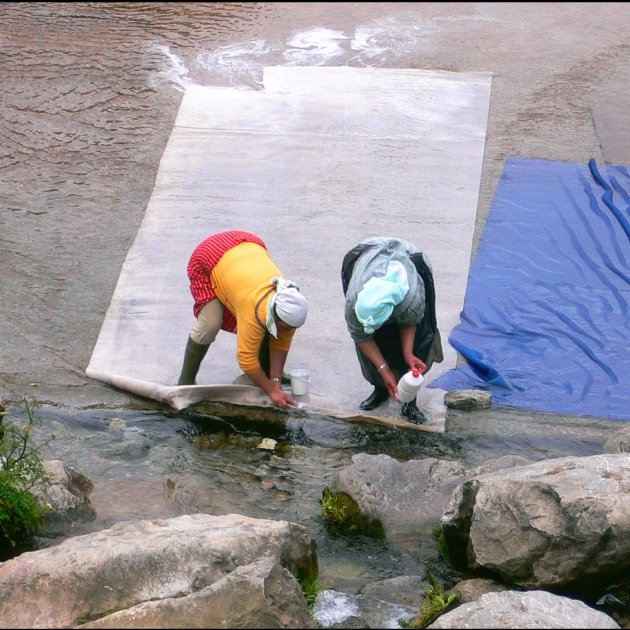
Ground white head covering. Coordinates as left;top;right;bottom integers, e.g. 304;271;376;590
355;261;409;334
266;277;308;337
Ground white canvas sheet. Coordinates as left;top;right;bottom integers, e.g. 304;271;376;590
86;66;491;431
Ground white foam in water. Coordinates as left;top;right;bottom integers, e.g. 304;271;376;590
350;26;389;59
312;590;360;627
351;18;428;61
152;17;434;90
197;41;270;86
284;27;349;65
151;44;192;92
199;40;271;67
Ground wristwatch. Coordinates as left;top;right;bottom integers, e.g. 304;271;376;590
270;377;281;383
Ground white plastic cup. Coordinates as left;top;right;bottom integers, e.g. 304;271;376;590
290;368;310;396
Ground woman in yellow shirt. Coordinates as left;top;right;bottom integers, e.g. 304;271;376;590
178;230;309;410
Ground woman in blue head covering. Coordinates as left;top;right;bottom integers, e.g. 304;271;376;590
341;237;443;423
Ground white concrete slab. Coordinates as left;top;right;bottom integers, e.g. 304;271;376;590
86;66;491;430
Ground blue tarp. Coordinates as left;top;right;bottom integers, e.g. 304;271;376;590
430;157;630;421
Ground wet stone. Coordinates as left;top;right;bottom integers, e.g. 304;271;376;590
444;390;492;410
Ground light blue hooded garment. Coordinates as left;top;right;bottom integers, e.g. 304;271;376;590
355;261;409;334
345;237;427;342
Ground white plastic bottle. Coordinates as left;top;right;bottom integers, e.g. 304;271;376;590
396;369;424;403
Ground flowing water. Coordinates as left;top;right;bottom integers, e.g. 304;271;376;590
1;2;626;594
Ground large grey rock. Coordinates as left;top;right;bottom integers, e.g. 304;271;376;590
0;513;317;629
427;589;620;629
329;453;531;544
441;453;630;588
329;453;466;538
81;556;316;629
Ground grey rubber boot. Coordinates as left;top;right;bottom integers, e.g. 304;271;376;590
177;337;209;385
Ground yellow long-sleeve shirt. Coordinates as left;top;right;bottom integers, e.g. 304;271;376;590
211;242;295;373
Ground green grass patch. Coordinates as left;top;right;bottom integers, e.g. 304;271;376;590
401;574;458;629
320;487;385;538
0;399;53;559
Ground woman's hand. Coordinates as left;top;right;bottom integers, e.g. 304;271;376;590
246;367;299;409
405;354;427;374
400;327;427;373
268;388;299;409
380;366;400;402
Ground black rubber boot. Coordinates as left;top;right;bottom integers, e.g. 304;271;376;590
177;337;209;385
401;399;426;424
359;386;389;411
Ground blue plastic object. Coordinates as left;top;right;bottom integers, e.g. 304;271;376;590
431;157;630;421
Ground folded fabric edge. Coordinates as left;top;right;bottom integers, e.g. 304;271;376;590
84;367;266;411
